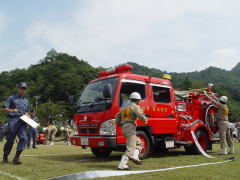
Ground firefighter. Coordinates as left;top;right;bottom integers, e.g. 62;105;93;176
235;120;240;142
2;82;29;164
60;124;73;145
115;92;148;170
47;122;57;146
204;91;234;154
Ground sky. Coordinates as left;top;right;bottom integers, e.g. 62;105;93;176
1;0;240;73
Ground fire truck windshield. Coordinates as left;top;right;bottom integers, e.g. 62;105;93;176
76;77;118;113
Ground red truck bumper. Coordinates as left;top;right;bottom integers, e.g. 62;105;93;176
70;136;117;148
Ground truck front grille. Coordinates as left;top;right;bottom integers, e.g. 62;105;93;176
79;128;98;134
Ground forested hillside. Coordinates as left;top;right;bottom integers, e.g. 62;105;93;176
0;49;102;123
0;49;240;123
129;62;240;121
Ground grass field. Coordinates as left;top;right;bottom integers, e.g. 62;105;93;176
0;139;240;180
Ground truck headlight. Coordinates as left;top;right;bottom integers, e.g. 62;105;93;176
100;119;116;136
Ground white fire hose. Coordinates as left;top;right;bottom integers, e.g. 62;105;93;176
190;130;215;158
48;117;237;180
48;158;237;180
184;116;215;159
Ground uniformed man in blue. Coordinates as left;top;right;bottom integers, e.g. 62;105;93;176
2;82;29;165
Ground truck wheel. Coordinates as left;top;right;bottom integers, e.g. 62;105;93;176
155;143;168;154
185;130;209;154
91;147;112;157
137;131;151;159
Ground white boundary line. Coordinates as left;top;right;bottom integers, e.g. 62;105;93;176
48;157;238;180
0;171;26;180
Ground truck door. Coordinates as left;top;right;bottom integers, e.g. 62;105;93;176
149;83;177;134
116;79;150;144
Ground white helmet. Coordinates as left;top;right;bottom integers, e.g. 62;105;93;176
219;96;228;103
60;127;65;131
130;92;141;100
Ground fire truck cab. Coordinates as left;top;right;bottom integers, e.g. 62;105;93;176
71;64;218;158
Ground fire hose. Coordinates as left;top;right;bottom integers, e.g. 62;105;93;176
48;158;237;180
182;115;215;159
49;116;237;180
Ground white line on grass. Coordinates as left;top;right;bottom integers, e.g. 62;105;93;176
0;171;26;180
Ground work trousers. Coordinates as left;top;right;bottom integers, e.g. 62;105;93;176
27;127;37;148
219;121;233;148
237;128;240;142
63;130;73;142
47;126;57;141
0;129;4;141
3;118;27;155
122;123;143;158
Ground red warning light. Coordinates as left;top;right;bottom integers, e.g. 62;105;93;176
99;64;133;77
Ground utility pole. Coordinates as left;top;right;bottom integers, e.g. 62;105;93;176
34;96;40;109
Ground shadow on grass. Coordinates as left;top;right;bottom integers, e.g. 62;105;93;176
36;148;215;164
151;149;217;158
38;153;121;163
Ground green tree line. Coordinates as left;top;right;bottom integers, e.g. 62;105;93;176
0;49;240;124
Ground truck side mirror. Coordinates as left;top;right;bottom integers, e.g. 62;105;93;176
103;84;112;99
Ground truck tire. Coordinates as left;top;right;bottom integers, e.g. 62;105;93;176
154;143;168;154
91;147;112;157
185;130;209;154
137;131;151;159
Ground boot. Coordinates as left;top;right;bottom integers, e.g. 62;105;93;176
220;147;227;155
118;155;130;170
67;141;71;145
49;141;54;146
133;149;140;161
127;153;142;165
12;150;23;165
2;154;8;163
230;146;235;154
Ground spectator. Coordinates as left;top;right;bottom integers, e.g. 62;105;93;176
26;109;39;149
0;121;4;142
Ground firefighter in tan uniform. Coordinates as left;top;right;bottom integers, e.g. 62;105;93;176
47;122;57;146
115;92;148;170
235;120;240;142
60;124;73;145
204;92;234;154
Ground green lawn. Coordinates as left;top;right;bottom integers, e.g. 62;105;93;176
0;140;240;180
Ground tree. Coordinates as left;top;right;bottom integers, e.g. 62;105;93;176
36;101;69;125
181;78;192;90
0;102;7;123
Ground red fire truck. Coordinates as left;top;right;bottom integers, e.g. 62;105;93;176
71;64;218;158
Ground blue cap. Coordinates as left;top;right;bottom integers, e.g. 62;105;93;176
18;82;27;89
